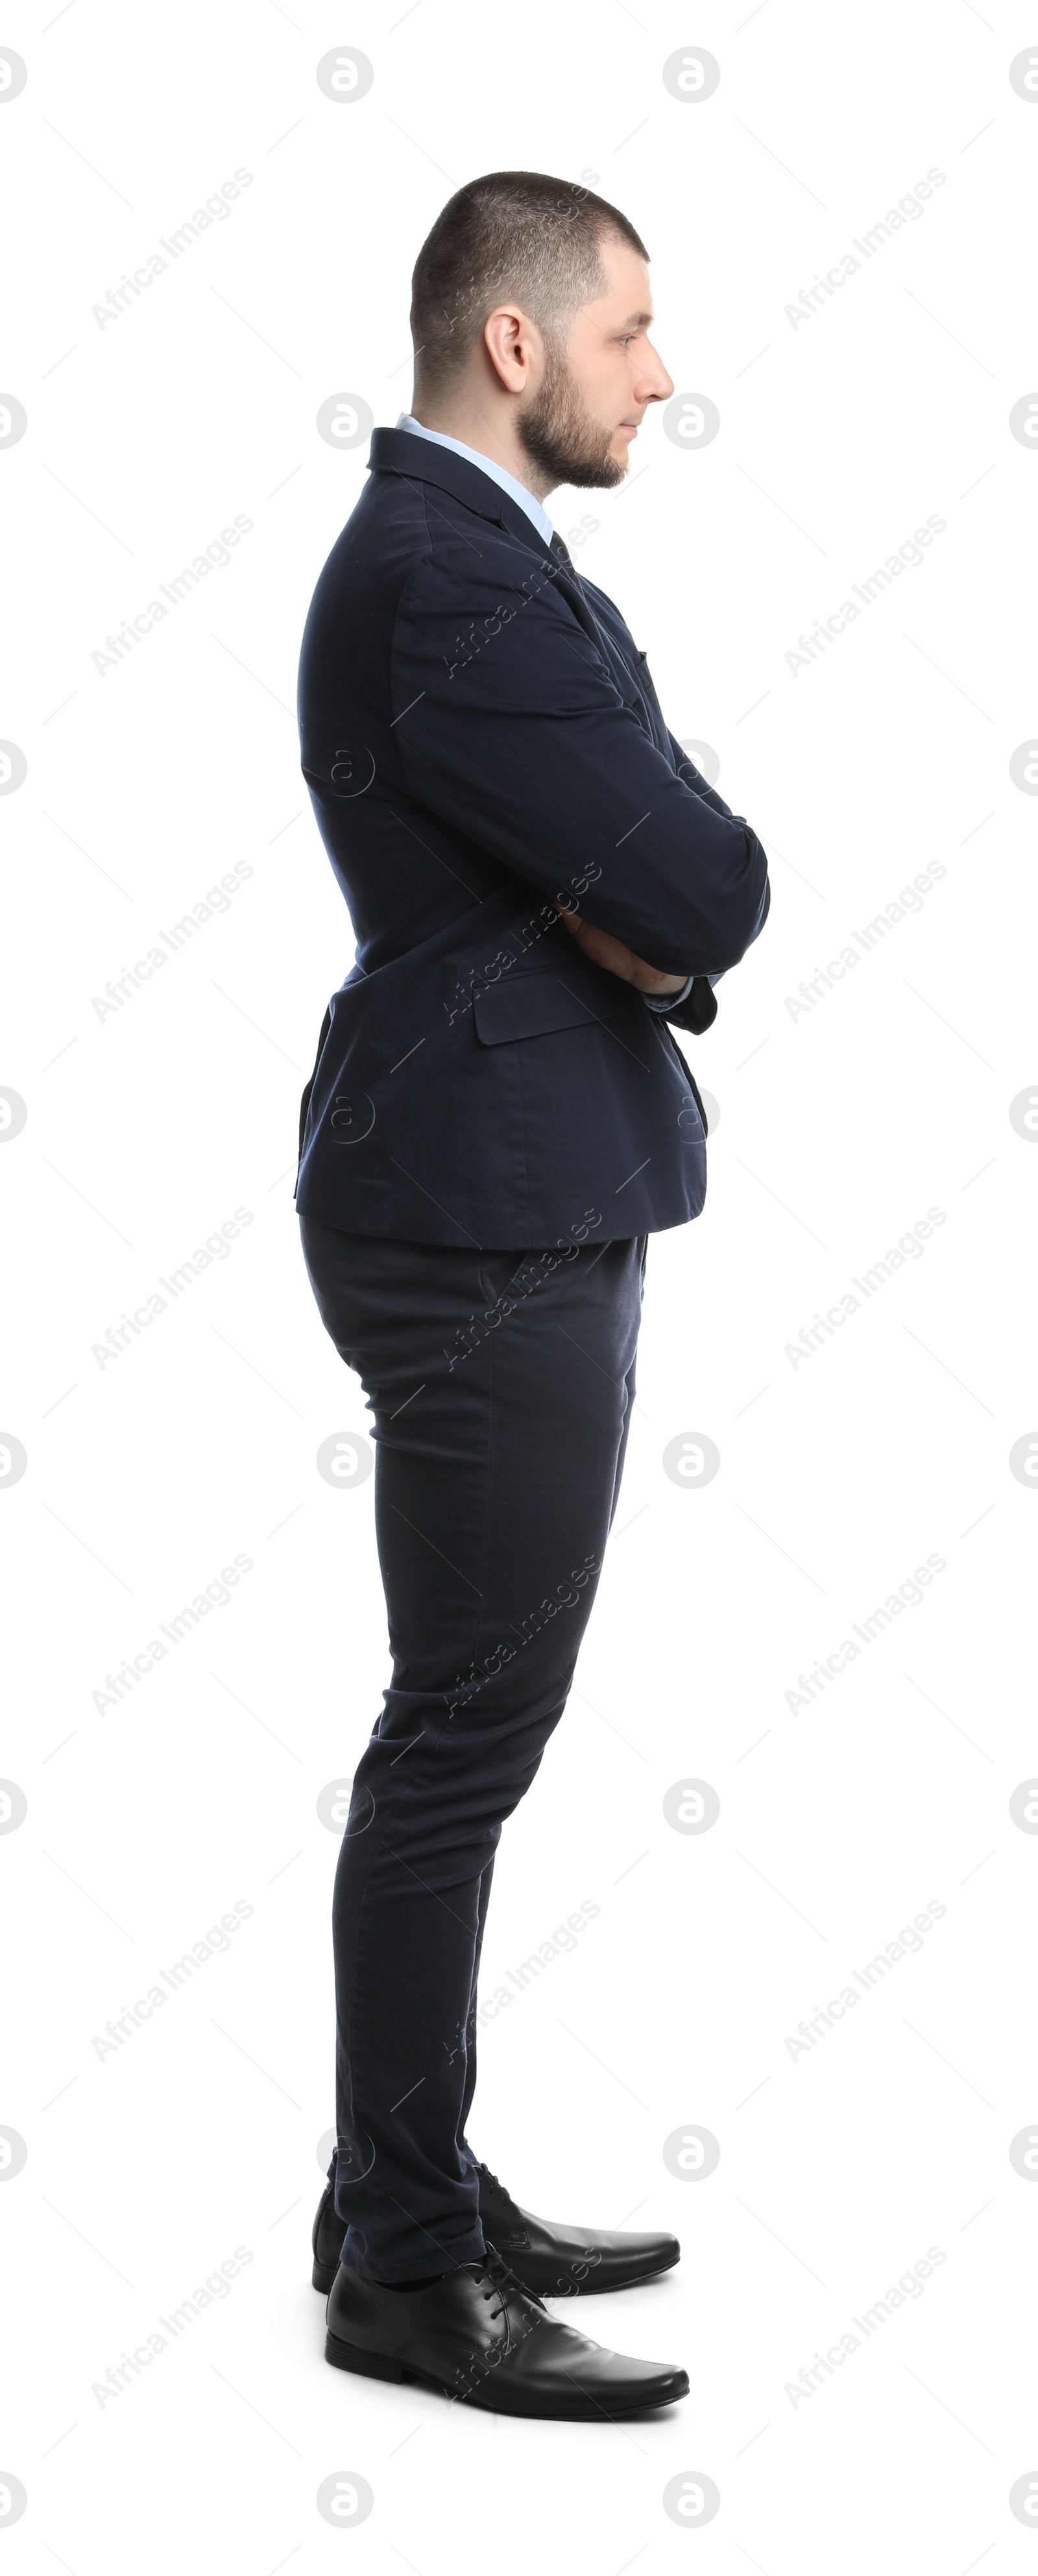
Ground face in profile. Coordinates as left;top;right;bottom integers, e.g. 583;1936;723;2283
516;237;673;490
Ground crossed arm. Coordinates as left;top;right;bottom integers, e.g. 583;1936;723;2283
557;904;689;998
557;730;769;1014
392;558;771;1005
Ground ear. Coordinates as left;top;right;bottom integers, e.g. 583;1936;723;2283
483;304;539;392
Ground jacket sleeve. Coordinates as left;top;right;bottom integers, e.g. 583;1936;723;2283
653;730;771;1024
651;973;721;1035
665;731;739;821
644;971;695;1013
389;548;770;982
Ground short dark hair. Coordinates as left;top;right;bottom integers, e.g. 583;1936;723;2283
410;169;649;399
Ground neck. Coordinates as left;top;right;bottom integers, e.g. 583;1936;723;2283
409;398;555;502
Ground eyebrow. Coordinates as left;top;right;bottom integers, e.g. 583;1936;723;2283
616;309;654;329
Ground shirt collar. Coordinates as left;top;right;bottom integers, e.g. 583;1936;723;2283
395;413;555;546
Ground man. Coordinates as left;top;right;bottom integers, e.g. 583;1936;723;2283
296;171;769;2419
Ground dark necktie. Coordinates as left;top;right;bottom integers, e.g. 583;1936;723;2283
549;530;582;589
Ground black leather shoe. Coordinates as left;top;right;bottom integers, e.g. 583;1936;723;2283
324;2250;688;2419
312;2163;680;2296
472;2161;681;2296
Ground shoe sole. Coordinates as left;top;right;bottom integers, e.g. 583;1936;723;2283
312;2251;679;2298
324;2324;687;2418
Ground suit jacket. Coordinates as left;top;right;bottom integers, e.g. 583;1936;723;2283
294;425;770;1249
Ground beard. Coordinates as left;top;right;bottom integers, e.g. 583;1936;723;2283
516;333;628;490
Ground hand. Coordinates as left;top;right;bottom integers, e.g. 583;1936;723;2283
557;906;688;998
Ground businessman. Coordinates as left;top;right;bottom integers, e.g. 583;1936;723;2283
296;171;770;2418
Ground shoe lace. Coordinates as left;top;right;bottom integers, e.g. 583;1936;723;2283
475;2160;524;2221
467;2247;543;2323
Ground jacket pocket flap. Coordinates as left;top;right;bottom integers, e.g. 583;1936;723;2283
473;960;631;1046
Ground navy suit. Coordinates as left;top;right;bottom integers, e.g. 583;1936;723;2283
296;427;770;2281
295;426;769;1249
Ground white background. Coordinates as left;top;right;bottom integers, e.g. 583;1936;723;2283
2;1;1036;2567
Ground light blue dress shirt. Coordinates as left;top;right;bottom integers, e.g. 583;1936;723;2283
396;412;555;543
394;413;695;1013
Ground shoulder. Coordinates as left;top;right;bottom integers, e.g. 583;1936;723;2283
393;517;588;639
579;570;635;645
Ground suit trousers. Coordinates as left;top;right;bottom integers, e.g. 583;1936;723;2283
298;1217;647;2281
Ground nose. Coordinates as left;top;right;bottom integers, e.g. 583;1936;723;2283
636;342;675;405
